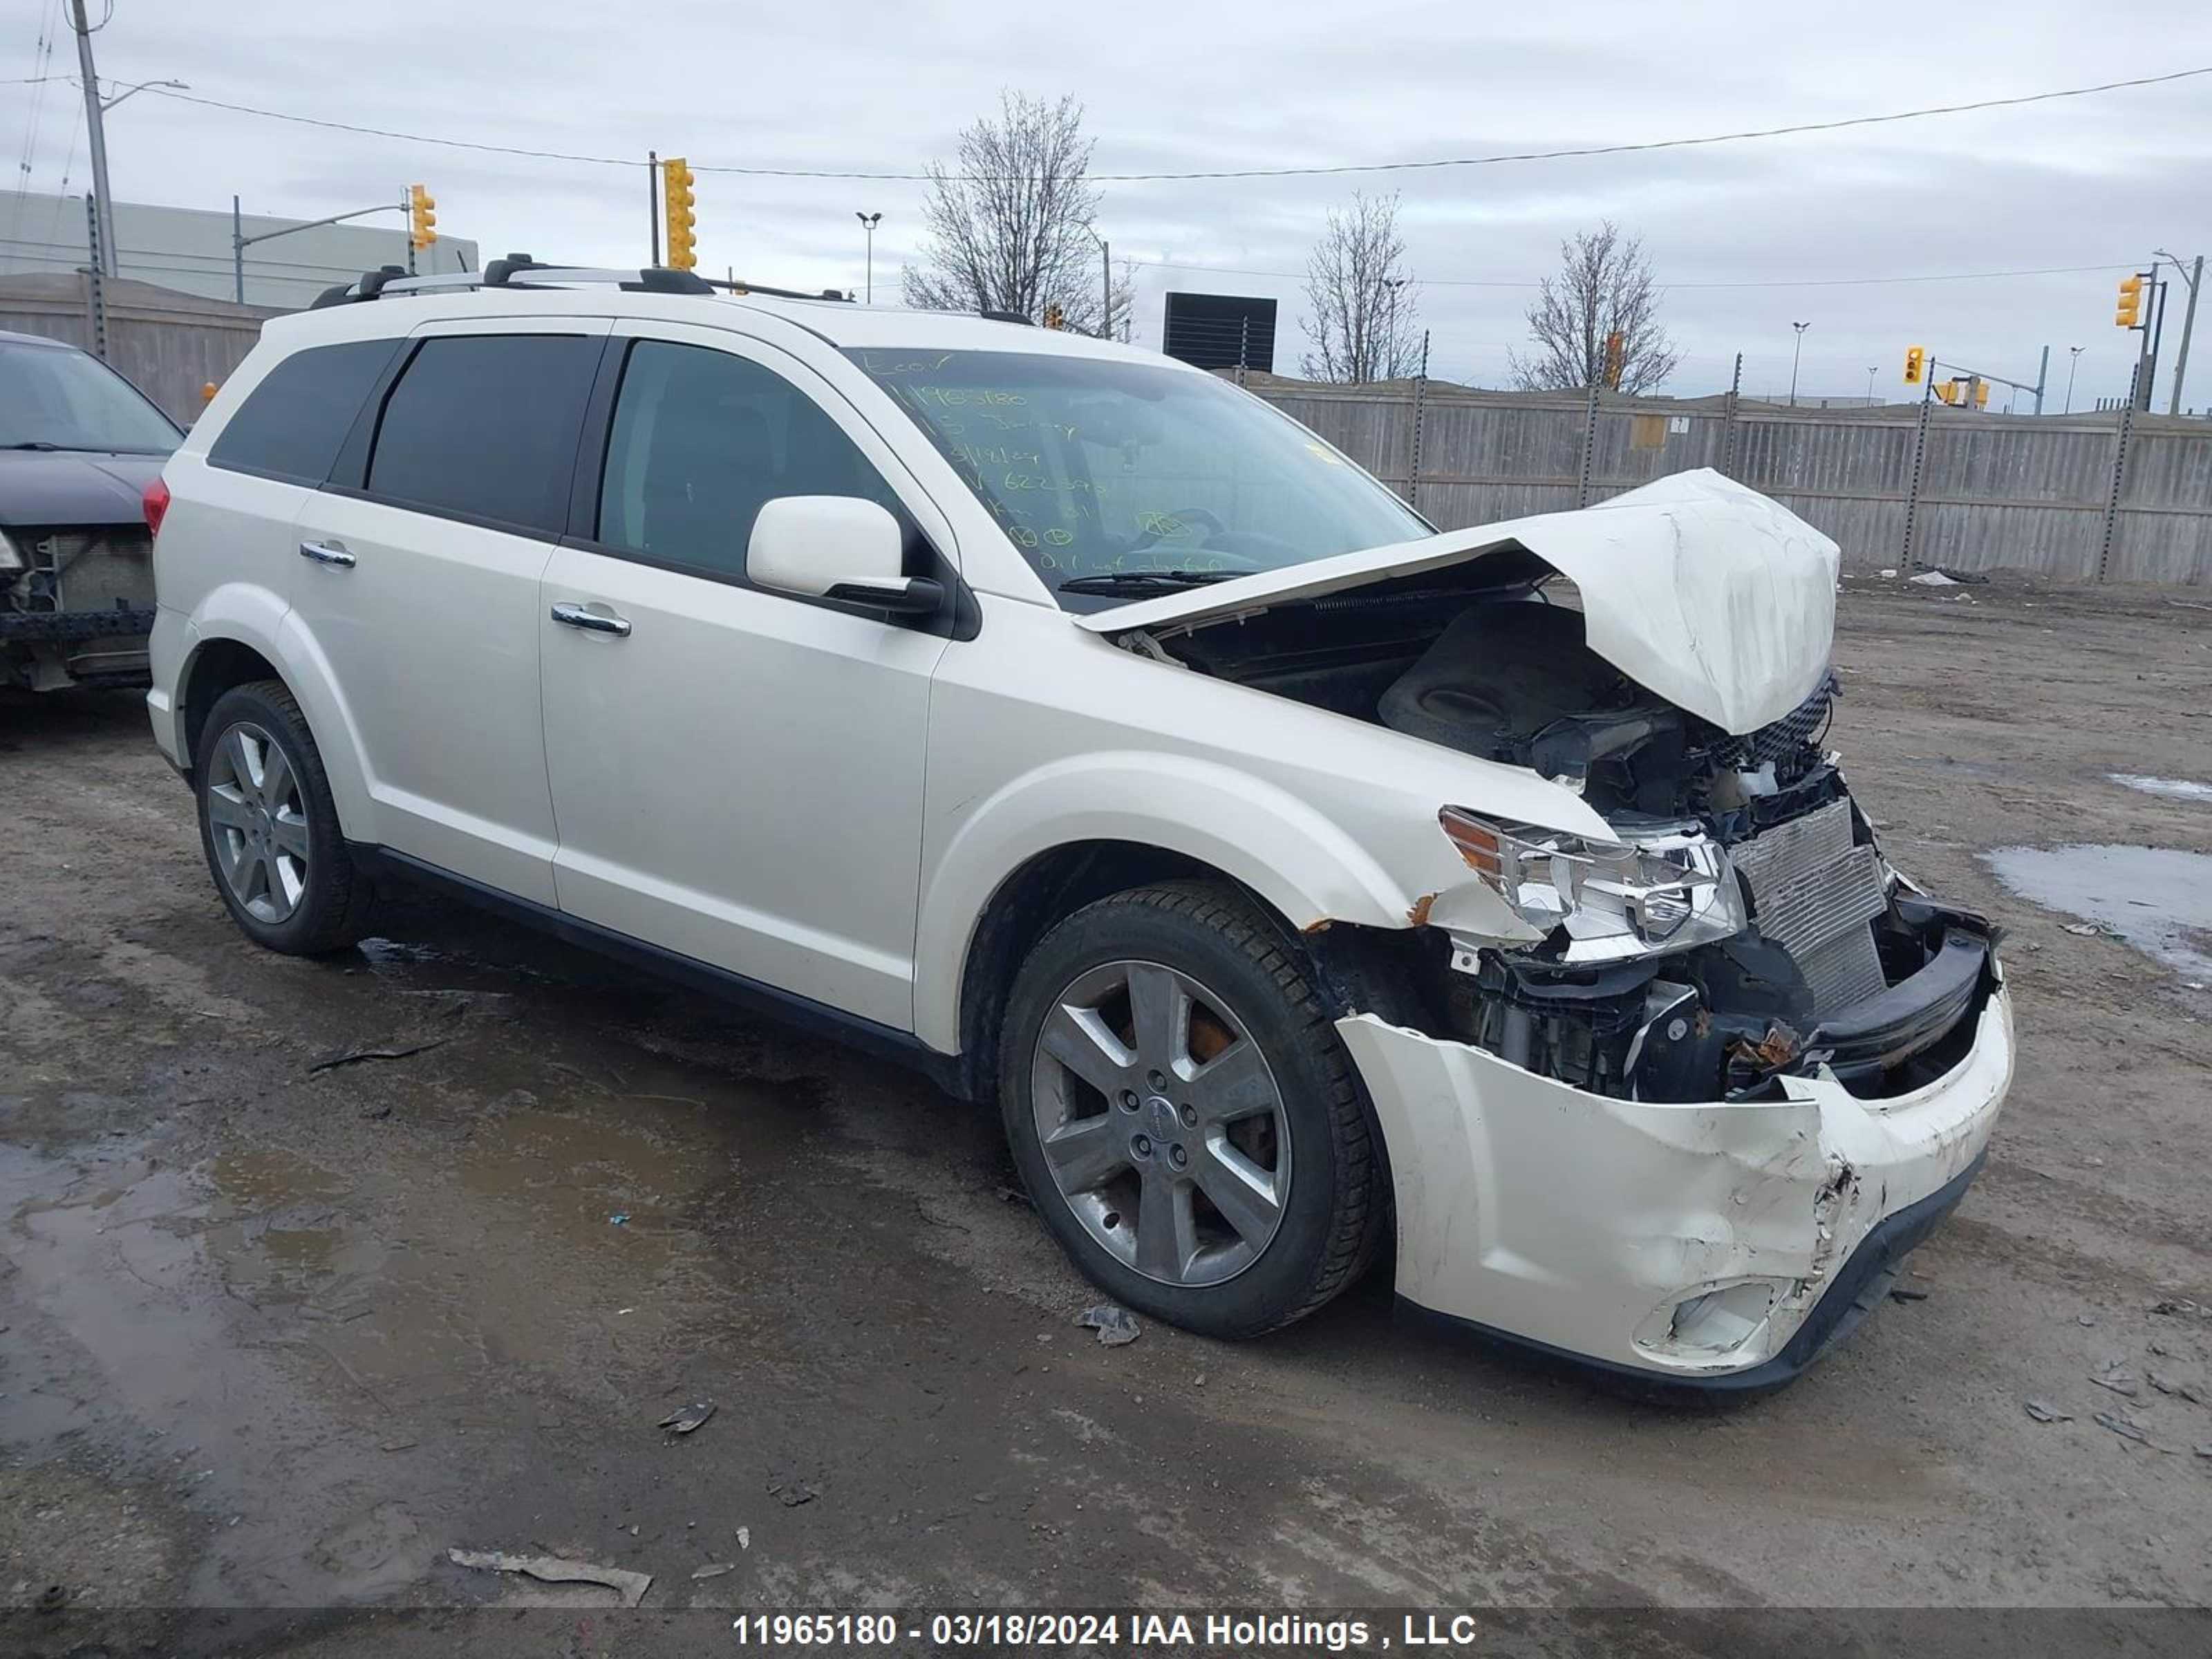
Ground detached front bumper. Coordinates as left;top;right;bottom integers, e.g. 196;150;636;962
1338;970;2012;1391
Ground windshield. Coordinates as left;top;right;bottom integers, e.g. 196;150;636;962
844;347;1428;609
0;340;181;455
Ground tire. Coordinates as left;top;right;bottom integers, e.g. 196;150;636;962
999;881;1382;1339
195;679;372;955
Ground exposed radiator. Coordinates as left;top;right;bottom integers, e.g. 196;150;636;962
1730;798;1888;1014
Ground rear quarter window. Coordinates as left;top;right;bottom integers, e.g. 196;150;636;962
208;338;400;485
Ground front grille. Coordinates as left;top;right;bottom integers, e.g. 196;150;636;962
1717;670;1837;778
1730;796;1888;1013
49;528;156;612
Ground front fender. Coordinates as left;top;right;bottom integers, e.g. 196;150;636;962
913;749;1508;1053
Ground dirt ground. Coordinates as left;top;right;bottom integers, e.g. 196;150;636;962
2;574;2209;1648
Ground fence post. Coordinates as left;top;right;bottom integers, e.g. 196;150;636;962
1719;352;1743;478
1900;388;1935;573
1576;381;1601;507
2097;402;2136;583
1407;375;1427;512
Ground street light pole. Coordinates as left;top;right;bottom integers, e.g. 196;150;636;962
2155;249;2202;415
2064;345;2084;414
66;0;116;276
1080;223;1114;340
1788;321;1810;406
854;212;881;304
1865;366;1877;404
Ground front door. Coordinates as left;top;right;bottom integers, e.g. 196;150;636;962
538;325;953;1031
288;319;609;906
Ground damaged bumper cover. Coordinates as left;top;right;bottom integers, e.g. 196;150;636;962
1338;964;2012;1391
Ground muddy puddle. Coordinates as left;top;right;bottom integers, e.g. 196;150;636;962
1983;843;2212;980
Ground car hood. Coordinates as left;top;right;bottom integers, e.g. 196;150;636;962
1075;469;1841;736
0;449;168;531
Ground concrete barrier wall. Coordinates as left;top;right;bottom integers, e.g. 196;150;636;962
1249;379;2212;585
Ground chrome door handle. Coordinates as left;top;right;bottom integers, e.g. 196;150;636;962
298;539;355;568
550;601;631;637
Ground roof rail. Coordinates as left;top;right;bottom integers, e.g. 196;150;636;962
979;309;1032;326
310;254;720;308
703;277;852;303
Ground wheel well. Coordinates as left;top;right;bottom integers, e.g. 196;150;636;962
951;841;1456;1103
180;639;282;774
952;841;1307;1102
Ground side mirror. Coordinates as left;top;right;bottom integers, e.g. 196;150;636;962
748;495;943;615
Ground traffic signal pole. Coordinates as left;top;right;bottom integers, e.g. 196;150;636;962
648;151;661;267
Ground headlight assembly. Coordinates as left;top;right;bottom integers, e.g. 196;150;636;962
1438;807;1748;962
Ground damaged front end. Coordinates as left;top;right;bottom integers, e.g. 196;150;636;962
1103;474;2012;1385
1424;666;2003;1109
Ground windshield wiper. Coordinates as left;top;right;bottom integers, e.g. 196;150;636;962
1057;568;1244;596
3;441;65;451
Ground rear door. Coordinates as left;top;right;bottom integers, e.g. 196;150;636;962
288;319;609;905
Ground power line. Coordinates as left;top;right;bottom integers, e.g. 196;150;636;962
1134;259;2136;291
4;63;2202;182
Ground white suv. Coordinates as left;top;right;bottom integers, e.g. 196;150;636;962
144;259;2012;1390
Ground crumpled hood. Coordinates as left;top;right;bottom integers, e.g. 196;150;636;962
0;449;167;531
1077;469;1841;735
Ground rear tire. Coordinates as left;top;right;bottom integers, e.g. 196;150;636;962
195;680;371;955
998;881;1382;1339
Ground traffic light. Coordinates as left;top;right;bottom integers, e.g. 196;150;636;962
1934;379;1959;405
2115;274;2144;329
1903;345;1926;385
662;158;697;270
408;184;437;250
1974;379;1989;409
1603;329;1625;390
1042;302;1065;330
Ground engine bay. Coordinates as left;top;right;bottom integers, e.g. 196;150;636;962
1141;565;2000;1105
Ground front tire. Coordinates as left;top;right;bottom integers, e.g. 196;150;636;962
999;881;1382;1338
196;680;371;955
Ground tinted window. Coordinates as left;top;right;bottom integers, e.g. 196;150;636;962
596;340;900;578
207;339;392;483
367;335;599;534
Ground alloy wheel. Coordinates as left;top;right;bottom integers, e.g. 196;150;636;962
1029;958;1291;1286
205;720;311;924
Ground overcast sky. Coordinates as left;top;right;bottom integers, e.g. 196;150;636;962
11;0;2211;407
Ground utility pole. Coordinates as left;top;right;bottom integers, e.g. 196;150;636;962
854;212;881;304
2064;345;2084;414
67;0;117;277
1788;321;1810;406
2156;250;2202;416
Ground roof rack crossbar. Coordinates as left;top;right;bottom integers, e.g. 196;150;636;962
312;255;721;307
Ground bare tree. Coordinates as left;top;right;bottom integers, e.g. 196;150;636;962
1300;192;1422;382
901;91;1130;337
1508;221;1680;395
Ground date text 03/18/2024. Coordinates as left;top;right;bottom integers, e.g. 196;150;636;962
727;1612;1490;1649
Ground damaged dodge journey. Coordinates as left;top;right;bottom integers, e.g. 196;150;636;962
144;265;2012;1391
